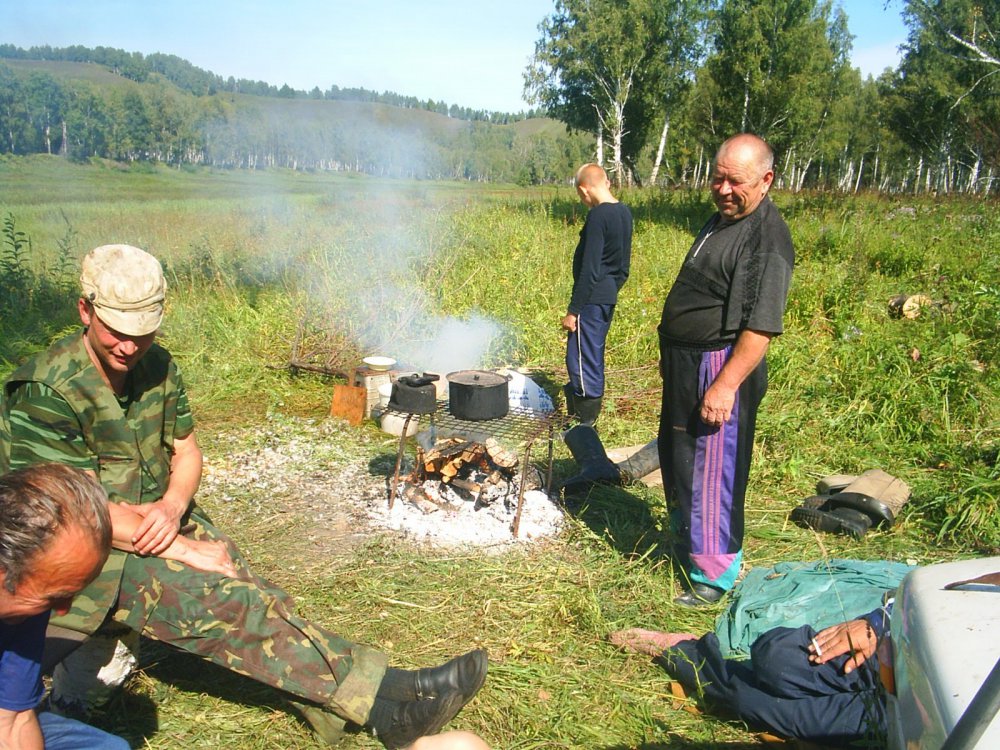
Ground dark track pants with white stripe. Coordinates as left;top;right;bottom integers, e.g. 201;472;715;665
658;626;885;743
566;303;615;398
657;342;767;591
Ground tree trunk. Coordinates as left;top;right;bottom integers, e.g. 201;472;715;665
649;115;670;186
968;154;980;193
741;73;750;132
611;110;624;188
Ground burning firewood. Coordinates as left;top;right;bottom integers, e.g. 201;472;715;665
401;482;463;513
406;436;526;509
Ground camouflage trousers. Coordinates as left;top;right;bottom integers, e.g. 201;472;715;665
110;513;387;727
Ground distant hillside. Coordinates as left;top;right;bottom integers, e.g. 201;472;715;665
0;49;588;184
0;43;541;123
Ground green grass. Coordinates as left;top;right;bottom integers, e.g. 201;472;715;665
2;158;998;748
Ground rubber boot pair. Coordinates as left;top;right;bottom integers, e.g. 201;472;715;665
790;469;910;539
563;383;602;427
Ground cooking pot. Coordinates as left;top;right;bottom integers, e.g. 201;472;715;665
389;373;439;415
447;370;509;421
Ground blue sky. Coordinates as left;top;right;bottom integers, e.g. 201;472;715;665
5;0;909;113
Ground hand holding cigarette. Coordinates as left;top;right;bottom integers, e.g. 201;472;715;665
809;619;878;674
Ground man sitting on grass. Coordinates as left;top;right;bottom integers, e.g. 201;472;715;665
0;244;487;749
0;464;128;750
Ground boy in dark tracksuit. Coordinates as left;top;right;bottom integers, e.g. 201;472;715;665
561;163;633;426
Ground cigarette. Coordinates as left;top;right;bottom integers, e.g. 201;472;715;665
811;637;823;657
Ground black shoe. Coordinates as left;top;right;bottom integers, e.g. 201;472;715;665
674;583;726;607
378;649;488;705
371;690;464;750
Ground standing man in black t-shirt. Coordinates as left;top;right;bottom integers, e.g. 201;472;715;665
561;163;633;426
658;134;794;606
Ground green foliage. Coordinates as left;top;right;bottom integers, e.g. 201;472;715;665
526;0;708;183
0;57;587;183
886;0;1000;185
3;16;1000;194
0;212;80;369
696;0;853;171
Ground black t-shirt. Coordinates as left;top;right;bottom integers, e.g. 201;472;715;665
568;201;633;313
659;197;794;345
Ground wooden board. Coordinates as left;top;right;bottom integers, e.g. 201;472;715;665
329;385;367;426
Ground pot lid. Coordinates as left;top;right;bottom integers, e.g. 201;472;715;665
446;369;507;387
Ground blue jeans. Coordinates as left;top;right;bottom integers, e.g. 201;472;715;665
38;711;129;749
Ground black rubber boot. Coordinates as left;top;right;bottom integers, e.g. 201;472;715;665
615;439;659;482
574;396;603;427
560;424;621;497
790;505;873;539
562;383;578;418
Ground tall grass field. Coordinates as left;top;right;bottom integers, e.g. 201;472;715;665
1;154;997;749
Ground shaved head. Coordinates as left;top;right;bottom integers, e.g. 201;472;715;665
709;133;776;222
714;134;774;180
574;163;609;188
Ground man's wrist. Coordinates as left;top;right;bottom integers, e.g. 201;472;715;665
160;493;192;517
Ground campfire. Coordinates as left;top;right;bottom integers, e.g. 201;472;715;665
399;436;538;514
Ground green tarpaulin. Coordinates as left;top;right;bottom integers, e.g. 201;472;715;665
714;558;915;659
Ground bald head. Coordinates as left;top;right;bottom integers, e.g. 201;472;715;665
574;163;616;208
574;163;608;189
709;134;775;222
714;134;774;180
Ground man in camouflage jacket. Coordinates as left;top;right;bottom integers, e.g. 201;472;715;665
0;245;487;749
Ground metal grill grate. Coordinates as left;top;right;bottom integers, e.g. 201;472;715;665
383;401;570;536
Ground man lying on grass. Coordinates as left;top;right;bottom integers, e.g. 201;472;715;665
610;601;892;745
0;244;487;749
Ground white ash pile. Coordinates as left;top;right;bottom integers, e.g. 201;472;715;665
366;436;565;549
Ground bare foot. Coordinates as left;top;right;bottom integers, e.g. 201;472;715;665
608;628;698;656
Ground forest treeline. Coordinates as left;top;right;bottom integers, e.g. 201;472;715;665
1;0;997;191
0;43;542;123
0;52;586;184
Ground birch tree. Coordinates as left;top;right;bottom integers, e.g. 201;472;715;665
698;0;853;186
525;0;703;185
886;0;1000;191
